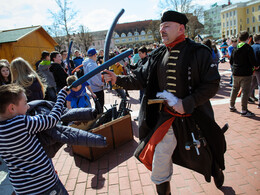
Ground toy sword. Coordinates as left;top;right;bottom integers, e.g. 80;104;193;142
104;9;125;89
66;40;73;75
68;49;133;89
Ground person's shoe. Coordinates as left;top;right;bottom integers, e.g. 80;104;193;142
229;107;236;112
156;181;171;195
213;168;224;189
248;97;255;104
241;110;255;117
251;97;258;101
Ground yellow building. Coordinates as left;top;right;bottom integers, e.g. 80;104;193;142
221;0;260;38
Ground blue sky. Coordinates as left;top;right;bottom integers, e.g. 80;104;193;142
0;0;249;32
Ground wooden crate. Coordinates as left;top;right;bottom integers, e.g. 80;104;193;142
71;114;133;161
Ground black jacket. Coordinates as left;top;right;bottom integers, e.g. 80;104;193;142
116;38;225;182
49;63;68;90
230;43;257;76
117;39;220;139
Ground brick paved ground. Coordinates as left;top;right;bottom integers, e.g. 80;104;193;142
1;61;259;194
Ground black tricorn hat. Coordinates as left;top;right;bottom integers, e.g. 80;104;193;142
161;10;189;25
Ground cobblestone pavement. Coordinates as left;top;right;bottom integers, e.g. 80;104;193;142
0;62;259;194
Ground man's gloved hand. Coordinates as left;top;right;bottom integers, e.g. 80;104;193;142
156;90;185;114
172;99;185;114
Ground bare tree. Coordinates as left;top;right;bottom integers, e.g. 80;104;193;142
45;22;65;51
159;0;192;13
48;0;78;46
158;0;204;39
148;20;161;43
74;25;93;53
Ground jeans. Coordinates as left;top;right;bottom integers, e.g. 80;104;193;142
41;179;68;195
230;75;252;111
250;71;260;105
95;90;104;112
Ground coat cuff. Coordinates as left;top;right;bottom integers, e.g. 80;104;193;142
182;95;195;114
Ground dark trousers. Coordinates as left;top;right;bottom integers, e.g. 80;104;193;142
95;90;104;112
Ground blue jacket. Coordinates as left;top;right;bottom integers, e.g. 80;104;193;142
251;43;260;69
27;100;106;158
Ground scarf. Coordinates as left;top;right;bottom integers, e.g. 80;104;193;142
165;34;186;49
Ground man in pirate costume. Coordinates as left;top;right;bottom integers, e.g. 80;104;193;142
104;10;226;195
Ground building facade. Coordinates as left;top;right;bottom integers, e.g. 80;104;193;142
113;20;160;48
204;4;227;39
86;20;160;51
221;0;260;38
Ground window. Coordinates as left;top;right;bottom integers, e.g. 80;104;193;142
223;14;225;19
247;8;249;14
92;43;95;46
127;32;132;37
134;32;139;36
247;18;249;24
247;27;250;32
114;33;119;38
230;21;232;26
141;30;146;35
122;39;126;42
226;13;228;18
230;12;232;16
142;36;146;40
259;26;260;32
234;20;236;25
135;37;139;41
147;30;152;34
121;33;126;37
98;42;100;45
253;16;255;23
234;29;236;35
223;23;225;27
115;40;120;43
230;30;232;35
258;5;260;11
227;31;229;36
128;38;132;42
148;35;153;39
259;15;260;22
233;10;236;16
253;26;255;33
252;7;255;12
227;21;229;27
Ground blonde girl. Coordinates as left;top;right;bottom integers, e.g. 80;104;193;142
10;57;46;102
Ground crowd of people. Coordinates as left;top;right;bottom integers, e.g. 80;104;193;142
201;32;260;116
0;9;259;195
